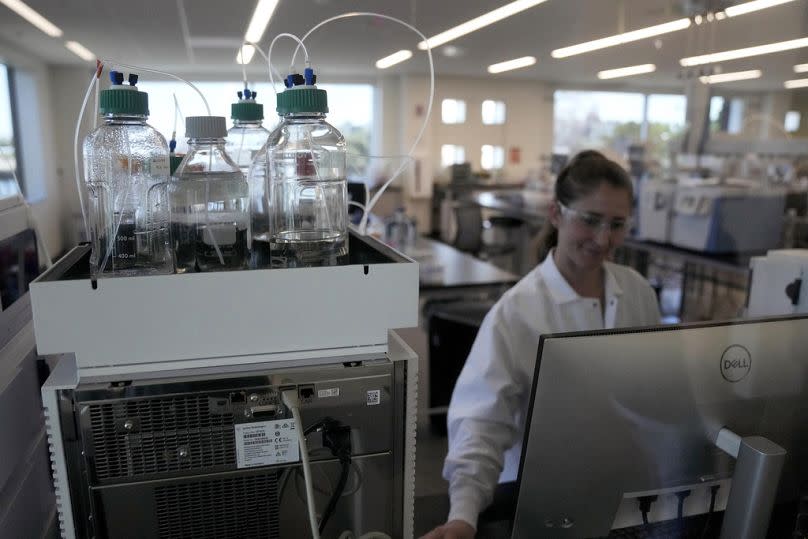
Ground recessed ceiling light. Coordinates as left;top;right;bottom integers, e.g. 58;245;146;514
236;44;255;64
0;0;62;37
487;56;537;74
65;41;95;62
552;18;691;58
785;78;808;89
417;0;549;50
597;64;656;79
442;45;464;58
376;50;413;69
244;0;278;45
725;0;798;17
699;69;762;84
681;37;808;66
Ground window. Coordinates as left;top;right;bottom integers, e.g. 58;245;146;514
645;94;686;168
143;81;374;179
441;144;466;168
554;90;645;157
554;90;685;168
441;98;466;124
481;145;504;170
785;111;801;133
709;96;745;135
0;64;20;197
481;100;506;125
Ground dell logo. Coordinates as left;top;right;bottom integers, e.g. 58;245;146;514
720;345;752;382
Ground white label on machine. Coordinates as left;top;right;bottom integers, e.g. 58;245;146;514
234;419;299;469
366;390;381;406
318;388;340;398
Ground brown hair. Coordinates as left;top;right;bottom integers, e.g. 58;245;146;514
537;150;633;261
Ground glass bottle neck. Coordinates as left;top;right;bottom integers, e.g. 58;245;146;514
233;119;263;127
283;112;327;123
187;137;227;147
104;114;147;124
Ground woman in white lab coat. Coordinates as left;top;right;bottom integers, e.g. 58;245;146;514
421;150;661;539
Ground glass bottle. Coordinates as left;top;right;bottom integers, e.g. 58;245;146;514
225;89;271;268
82;70;172;278
253;69;348;268
170;116;249;272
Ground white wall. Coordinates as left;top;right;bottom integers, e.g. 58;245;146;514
377;74;555;230
0;40;65;261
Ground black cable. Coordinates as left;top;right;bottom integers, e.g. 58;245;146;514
318;455;351;534
638;495;658;526
317;421;352;534
676;490;691;520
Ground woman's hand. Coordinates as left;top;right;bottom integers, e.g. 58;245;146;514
419;520;475;539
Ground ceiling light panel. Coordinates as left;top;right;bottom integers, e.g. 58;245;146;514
417;0;549;50
236;44;255;65
0;0;62;37
699;69;762;84
785;78;808;89
597;64;656;79
65;41;95;62
552;18;691;58
725;0;799;17
376;50;413;69
488;56;537;74
681;37;808;66
244;0;279;44
794;63;808;73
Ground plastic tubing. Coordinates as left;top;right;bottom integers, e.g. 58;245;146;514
267;33;310;96
240;40;284;93
289;13;434;235
73;68;98;242
101;59;211;116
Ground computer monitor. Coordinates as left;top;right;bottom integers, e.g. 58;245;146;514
512;315;808;538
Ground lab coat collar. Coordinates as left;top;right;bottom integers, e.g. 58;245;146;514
538;251;624;305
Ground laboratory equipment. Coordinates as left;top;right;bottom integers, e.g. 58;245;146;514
747;249;808;317
82;71;172;278
227;88;271;269
170;116;249;272
669;181;785;253
511;315;808;538
384;208;416;252
255;68;348;268
635;179;676;243
32;231;419;538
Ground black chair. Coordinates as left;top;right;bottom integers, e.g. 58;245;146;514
427;300;494;434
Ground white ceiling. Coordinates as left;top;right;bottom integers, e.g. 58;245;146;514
0;0;807;91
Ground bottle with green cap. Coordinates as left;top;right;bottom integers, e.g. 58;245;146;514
169;115;249;273
250;68;348;268
225;88;271;268
82;70;172;278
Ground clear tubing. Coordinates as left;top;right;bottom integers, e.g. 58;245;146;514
101;58;211;116
0;148;53;268
93;75;99;129
73;69;98;242
267;33;310;96
204;177;226;266
172;93;183;140
289;13;434;234
241;40;284;93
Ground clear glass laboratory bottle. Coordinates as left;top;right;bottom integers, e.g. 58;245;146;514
170;116;249;272
83;70;173;279
262;73;348;268
226;90;271;268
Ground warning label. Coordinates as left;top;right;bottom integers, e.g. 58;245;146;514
234;419;299;469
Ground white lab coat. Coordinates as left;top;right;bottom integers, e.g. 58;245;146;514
443;252;661;528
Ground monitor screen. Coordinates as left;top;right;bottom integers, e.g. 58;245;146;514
512;316;808;538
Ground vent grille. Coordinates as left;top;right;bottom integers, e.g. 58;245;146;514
87;395;236;481
155;473;280;539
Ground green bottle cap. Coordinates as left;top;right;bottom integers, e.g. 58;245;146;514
232;101;264;121
276;87;328;115
99;86;149;116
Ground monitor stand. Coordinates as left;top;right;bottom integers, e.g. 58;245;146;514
715;428;787;539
